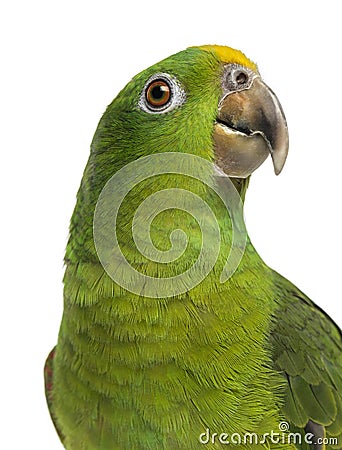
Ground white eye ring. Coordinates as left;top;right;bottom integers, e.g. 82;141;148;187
138;73;186;114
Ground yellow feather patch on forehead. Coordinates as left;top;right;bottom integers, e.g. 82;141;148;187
198;45;258;72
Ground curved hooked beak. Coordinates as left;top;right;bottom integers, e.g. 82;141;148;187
214;77;289;178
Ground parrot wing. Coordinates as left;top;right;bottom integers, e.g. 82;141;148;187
44;347;65;445
270;273;342;449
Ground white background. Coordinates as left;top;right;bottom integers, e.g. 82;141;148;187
1;1;341;448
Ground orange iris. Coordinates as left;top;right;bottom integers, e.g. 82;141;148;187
145;80;171;107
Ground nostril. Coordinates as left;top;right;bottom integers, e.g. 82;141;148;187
235;71;248;85
222;64;255;93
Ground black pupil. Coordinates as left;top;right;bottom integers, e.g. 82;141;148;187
151;85;165;100
236;72;247;84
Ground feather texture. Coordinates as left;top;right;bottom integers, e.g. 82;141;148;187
270;274;342;448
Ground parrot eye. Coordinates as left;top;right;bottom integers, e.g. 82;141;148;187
139;73;186;114
146;80;171;108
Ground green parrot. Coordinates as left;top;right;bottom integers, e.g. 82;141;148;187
45;45;342;450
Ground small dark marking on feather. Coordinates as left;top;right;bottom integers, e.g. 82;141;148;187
305;420;325;450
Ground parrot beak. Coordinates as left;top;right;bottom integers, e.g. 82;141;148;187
214;76;289;178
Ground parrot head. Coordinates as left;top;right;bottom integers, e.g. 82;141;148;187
66;45;290;295
92;44;288;182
